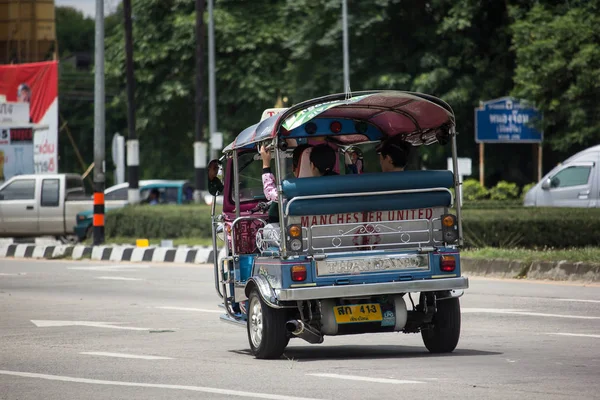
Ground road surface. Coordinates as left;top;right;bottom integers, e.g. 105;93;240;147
1;259;599;399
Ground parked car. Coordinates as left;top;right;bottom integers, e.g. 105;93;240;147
74;180;194;241
524;144;600;207
0;174;91;243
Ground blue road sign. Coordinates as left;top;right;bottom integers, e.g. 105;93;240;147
475;97;543;143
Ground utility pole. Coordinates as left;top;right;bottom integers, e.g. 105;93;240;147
123;0;139;204
208;0;217;160
93;0;106;245
194;0;207;202
342;0;350;93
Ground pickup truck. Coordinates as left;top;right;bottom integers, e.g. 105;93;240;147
0;174;92;243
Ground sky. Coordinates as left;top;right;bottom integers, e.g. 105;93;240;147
55;0;119;18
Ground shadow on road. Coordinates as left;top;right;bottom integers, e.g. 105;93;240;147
229;345;501;361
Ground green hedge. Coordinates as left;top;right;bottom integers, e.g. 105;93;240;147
105;204;600;249
461;200;523;209
105;205;213;239
461;208;600;249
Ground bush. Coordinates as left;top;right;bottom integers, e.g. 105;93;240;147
461;200;522;209
521;182;536;200
462;208;600;249
105;204;600;250
105;204;213;239
462;179;488;201
488;180;519;200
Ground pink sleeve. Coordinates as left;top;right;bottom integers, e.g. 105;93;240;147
262;172;278;202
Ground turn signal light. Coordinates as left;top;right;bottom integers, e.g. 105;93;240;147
291;265;307;282
440;255;456;272
442;215;455;227
288;225;302;238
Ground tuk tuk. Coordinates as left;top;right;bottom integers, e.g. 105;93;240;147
207;91;469;359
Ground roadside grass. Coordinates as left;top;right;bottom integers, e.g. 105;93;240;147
463;247;600;264
82;236;214;247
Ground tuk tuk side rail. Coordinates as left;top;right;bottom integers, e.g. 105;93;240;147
229;216;267;258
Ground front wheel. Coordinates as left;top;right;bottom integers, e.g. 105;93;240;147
246;289;289;359
421;297;461;353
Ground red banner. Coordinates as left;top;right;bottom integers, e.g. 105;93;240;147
0;61;59;178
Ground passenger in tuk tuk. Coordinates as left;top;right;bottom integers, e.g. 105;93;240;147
309;144;338;177
376;135;412;172
260;143;312;224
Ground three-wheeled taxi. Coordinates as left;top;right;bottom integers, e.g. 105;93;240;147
207;91;469;359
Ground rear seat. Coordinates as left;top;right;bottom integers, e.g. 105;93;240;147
282;170;454;216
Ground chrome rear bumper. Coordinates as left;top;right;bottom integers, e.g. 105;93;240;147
277;276;469;301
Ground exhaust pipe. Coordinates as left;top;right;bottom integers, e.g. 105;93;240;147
286;320;324;344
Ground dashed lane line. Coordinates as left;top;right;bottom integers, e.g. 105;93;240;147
552;299;600;304
156;306;222;313
80;352;173;360
0;370;326;400
307;373;425;385
96;276;145;281
462;308;600;320
544;333;600;339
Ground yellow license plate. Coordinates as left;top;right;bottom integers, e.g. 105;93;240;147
334;304;382;324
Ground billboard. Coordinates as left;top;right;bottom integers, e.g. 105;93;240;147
0;127;35;181
475;97;542;143
0;61;58;178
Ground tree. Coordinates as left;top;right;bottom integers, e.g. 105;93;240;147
510;1;600;155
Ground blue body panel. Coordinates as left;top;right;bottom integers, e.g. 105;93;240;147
240;249;460;293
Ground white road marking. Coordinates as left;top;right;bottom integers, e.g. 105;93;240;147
31;320;152;331
96;276;144;281
545;333;600;339
68;265;150;272
0;370;325;400
0;273;26;276
156;306;222;314
307;373;425;385
462;308;600;320
552;299;600;304
80;352;173;360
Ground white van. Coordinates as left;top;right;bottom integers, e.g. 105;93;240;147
523;145;600;207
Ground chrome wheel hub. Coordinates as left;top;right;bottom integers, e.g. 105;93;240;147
249;297;263;348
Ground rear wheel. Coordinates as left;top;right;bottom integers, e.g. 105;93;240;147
246;289;289;359
421;297;461;353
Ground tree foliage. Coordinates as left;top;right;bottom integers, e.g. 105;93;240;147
53;0;600;185
510;0;600;152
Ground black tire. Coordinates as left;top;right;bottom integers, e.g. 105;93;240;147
246;289;289;359
421;297;461;353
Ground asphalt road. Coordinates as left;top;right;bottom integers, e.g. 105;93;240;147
1;259;599;400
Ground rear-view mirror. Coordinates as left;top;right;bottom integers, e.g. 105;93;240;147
541;178;551;190
207;159;223;196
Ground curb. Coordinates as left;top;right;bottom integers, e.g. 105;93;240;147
0;244;221;264
461;257;600;283
1;245;598;282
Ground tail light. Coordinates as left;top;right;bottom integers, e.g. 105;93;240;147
291;265;307;282
440;255;456;272
287;225;303;252
330;121;342;133
441;214;458;243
